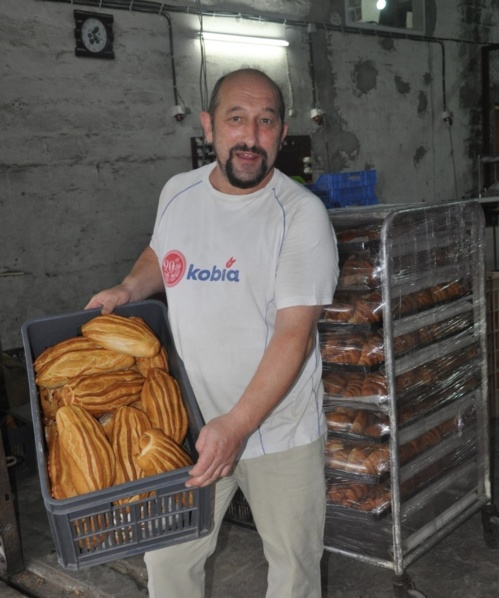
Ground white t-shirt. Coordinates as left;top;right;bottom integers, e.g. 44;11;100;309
150;163;338;459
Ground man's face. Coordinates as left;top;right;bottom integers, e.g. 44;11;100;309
201;73;288;194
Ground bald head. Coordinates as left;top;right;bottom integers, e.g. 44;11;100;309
208;69;286;124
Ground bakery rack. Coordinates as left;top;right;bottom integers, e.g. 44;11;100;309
322;200;498;598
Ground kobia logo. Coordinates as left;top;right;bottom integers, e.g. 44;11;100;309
162;251;239;287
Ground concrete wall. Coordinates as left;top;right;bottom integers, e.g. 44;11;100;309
0;0;497;348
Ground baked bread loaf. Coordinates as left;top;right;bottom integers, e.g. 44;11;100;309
39;387;63;422
37;313;195;502
135;345;169;377
141;368;188;445
98;411;116;440
56;405;116;495
60;369;145;416
111;406;152;489
136;428;192;476
81;314;160;357
36;347;136;389
48;428;78;500
34;337;102;373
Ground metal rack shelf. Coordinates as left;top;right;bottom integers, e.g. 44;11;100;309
323;201;497;598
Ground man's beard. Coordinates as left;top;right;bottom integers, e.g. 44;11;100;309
222;144;269;189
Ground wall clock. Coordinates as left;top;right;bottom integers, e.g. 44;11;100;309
74;10;115;59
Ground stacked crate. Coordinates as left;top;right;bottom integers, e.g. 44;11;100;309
307;170;378;209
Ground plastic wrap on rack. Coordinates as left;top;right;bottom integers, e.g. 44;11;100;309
321;290;383;325
322;370;388;406
320;313;472;376
321;279;471;329
391;278;472;317
326;414;478;521
335;223;382;248
323;201;489;561
395;342;480;394
399;400;477;483
326;476;391;517
325;406;389;440
398;370;481;426
337;253;381;290
324;505;393;558
320;329;384;370
324;414;461;480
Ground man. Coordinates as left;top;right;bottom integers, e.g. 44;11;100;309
86;68;338;597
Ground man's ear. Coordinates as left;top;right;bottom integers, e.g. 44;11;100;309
200;111;213;144
279;122;289;149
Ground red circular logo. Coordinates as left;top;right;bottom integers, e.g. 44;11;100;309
162;250;186;287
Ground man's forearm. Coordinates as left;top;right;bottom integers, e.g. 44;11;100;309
229;305;322;436
121;246;164;301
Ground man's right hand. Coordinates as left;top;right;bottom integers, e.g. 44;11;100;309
84;247;164;314
84;283;134;314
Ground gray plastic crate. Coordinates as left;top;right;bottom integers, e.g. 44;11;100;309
21;300;212;570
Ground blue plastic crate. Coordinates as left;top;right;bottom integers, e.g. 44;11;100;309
318;170;377;189
308;170;378;209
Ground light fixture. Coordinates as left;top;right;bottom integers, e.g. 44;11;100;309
198;32;289;47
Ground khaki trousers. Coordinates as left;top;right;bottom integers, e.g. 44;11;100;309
144;436;326;598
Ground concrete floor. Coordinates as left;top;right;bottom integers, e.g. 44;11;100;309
1;351;498;598
0;420;496;598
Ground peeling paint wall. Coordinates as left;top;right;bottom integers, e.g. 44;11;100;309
0;0;497;347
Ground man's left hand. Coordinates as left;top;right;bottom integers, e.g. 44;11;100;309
185;412;249;488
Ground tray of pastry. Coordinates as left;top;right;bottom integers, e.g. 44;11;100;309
325;406;390;442
334;246;470;293
320;290;383;327
336;253;381;291
394;334;480;381
320;330;384;372
391;276;472;310
397;373;481;427
390;310;474;360
326;476;392;519
398;393;474;446
335;224;382;254
322;370;388;406
388;243;472;283
324;415;461;483
324;437;391;483
320;277;471;331
326;432;477;518
391;295;474;337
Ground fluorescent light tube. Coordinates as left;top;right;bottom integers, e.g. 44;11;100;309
199;32;289;47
